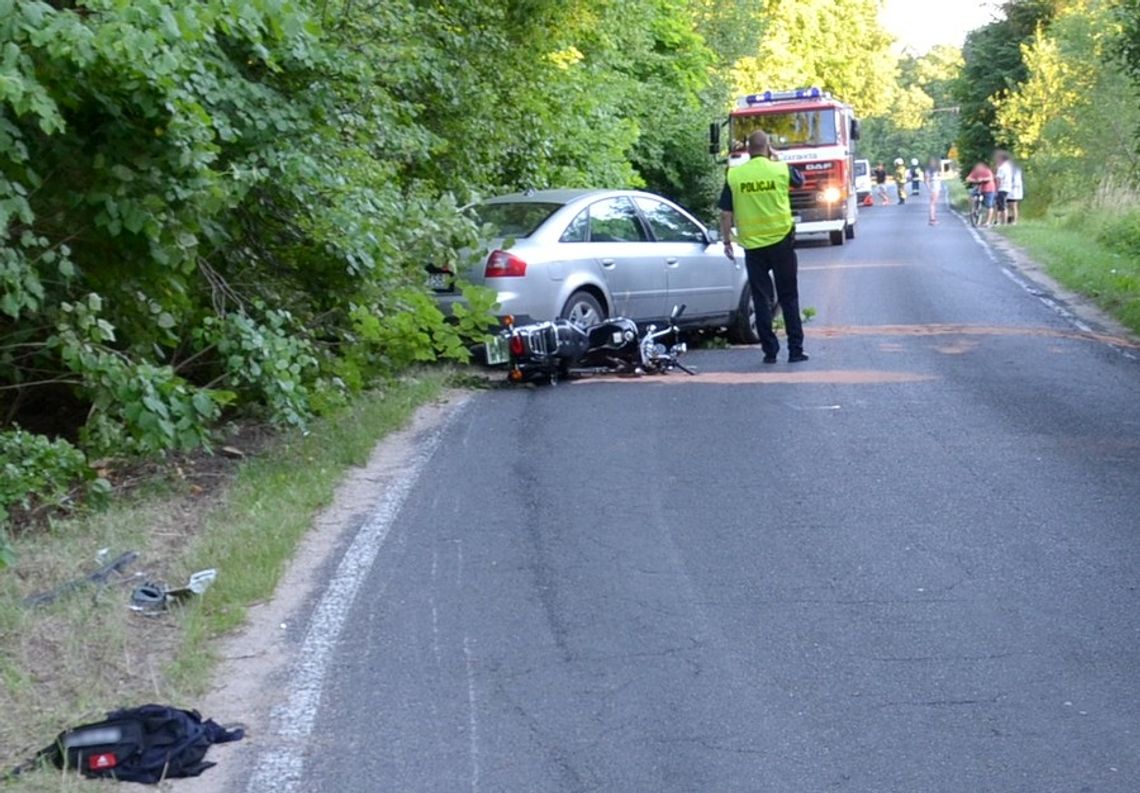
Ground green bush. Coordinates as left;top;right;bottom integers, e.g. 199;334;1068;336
50;294;230;455
0;428;108;541
199;308;318;428
1098;209;1140;259
1;0;772;534
348;283;500;373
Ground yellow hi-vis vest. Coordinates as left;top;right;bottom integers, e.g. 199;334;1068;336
726;157;794;249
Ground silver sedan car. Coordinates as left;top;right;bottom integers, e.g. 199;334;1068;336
432;189;761;343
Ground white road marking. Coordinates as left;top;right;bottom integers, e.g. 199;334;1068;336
462;635;482;793
997;267;1095;333
430;548;443;670
426;547;448;755
245;398;471;793
951;205;1137;361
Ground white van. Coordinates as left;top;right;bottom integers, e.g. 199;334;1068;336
854;159;872;203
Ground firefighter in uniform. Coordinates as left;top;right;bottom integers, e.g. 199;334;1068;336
893;158;908;204
719;130;808;364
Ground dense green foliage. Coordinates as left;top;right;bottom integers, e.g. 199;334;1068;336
859;45;963;167
730;0;896;118
0;0;770;546
993;0;1140;207
1116;0;1140;96
954;0;1059;169
1;0;491;542
954;0;1138;225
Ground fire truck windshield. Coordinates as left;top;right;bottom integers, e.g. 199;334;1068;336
731;110;837;148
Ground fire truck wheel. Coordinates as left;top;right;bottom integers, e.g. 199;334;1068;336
845;222;856;240
829;228;846;246
728;287;762;345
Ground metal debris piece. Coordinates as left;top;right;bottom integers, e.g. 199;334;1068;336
129;569;218;614
23;551;140;608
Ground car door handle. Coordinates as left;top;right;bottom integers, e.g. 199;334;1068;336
601;258;616;269
665;257;679;267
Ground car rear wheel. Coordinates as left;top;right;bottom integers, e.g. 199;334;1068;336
561;290;605;327
728;287;762;344
830;228;845;246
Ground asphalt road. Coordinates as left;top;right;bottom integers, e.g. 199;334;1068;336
266;190;1140;792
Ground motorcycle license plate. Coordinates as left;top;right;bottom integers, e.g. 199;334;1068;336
427;272;451;291
484;335;511;366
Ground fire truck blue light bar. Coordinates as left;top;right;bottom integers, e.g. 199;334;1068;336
740;87;823;106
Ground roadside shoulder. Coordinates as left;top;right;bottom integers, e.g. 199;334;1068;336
986;230;1140;344
0;373;465;791
176;389;472;793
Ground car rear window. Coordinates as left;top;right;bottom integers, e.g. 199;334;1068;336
471;202;562;238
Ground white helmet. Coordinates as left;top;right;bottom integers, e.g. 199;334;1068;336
894;158;904;165
911;158;919;166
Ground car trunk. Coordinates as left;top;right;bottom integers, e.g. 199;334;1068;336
427;238;506;294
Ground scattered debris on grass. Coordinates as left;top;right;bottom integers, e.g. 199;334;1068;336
22;551;139;609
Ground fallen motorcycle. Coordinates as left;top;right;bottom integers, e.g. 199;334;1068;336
485;305;695;384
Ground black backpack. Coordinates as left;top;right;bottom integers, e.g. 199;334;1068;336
40;704;243;783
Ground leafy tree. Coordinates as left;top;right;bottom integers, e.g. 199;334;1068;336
730;0;896;117
1;0;774;535
994;0;1140;206
859;46;964;167
953;0;1059;169
1112;0;1140;151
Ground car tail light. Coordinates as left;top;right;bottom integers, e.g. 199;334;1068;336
509;334;525;356
485;250;527;278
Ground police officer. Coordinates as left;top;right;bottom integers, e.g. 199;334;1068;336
719;130;808;364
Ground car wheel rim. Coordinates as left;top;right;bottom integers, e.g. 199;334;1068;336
747;294;758;338
568;301;600;327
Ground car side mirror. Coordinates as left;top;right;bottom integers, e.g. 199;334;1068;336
705;228;720;243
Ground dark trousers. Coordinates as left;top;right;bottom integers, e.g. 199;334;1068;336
743;232;803;357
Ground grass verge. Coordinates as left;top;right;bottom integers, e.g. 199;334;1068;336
997;216;1140;335
0;369;451;788
945;178;970;212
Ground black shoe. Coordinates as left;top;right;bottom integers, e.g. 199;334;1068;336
762;354;778;365
788;352;809;363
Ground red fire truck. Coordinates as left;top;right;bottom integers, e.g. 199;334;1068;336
711;87;861;246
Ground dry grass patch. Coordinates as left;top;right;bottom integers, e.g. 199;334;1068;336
0;371;450;789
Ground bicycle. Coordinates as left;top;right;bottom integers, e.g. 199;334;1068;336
968;187;985;227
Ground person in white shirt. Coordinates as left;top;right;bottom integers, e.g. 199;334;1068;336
995;150;1014;224
1007;160;1024;225
925;158;943;225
